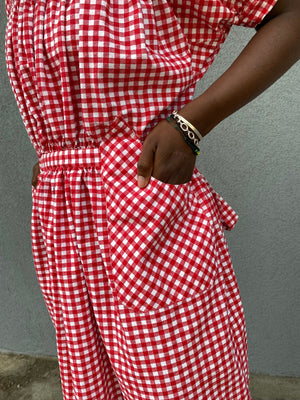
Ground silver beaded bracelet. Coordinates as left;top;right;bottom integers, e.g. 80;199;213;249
167;113;200;155
171;111;202;145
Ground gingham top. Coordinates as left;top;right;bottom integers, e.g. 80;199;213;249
6;0;276;157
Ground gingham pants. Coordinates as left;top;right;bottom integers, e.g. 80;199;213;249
32;135;251;400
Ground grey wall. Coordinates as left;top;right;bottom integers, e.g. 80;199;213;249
1;4;57;356
1;4;299;377
194;28;300;377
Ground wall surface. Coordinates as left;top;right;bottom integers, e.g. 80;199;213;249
1;5;299;377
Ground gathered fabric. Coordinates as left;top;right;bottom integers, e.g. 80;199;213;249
6;0;276;398
33;137;246;399
6;0;275;156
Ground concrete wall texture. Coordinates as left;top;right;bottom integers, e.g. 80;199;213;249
1;5;299;377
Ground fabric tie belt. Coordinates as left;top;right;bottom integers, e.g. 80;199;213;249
39;148;103;170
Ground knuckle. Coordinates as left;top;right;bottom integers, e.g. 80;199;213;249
137;161;151;175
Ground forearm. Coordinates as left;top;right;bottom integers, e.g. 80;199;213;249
180;1;300;136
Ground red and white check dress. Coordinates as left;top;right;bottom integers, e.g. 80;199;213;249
6;0;276;399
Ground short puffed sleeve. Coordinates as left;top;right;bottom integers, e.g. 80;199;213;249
222;0;277;27
6;0;14;18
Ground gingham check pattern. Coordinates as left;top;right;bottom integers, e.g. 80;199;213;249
6;0;276;399
34;137;248;399
6;0;276;156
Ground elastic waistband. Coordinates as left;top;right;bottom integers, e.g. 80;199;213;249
39;148;102;170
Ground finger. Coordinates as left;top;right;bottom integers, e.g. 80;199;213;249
31;162;40;188
31;178;38;189
137;137;156;188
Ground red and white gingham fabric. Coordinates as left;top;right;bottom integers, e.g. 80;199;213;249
6;0;276;399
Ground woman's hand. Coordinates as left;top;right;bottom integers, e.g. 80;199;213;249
137;120;196;188
31;162;40;188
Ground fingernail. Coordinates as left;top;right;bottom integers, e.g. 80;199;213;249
137;175;147;188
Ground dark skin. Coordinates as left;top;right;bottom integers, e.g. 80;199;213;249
32;0;300;189
31;162;40;188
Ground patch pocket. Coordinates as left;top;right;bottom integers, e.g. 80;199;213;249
104;144;218;312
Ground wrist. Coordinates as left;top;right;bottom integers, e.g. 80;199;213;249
179;92;223;137
166;112;201;155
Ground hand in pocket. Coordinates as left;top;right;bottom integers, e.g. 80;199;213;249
137;120;196;188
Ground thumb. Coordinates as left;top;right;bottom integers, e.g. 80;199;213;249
137;138;155;188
